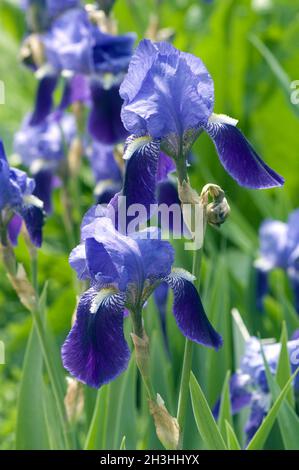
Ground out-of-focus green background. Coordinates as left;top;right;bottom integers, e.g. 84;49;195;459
0;0;298;450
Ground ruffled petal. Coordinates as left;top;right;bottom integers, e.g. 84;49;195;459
62;287;130;388
165;269;222;349
204;119;284;189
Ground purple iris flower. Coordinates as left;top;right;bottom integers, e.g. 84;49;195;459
14;111;76;213
62;215;222;387
214;335;299;443
0;141;44;247
120;40;284;190
37;8;135;145
255;210;299;313
42;8;135;76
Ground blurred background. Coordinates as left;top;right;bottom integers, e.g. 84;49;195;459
0;0;298;450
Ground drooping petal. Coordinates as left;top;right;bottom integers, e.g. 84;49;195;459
29;75;58;126
165;268;222;349
21;203;45;247
33;169;58;213
204;118;284;189
7;214;23;246
108;137;161;233
62;287;130;388
92;30;136;74
213;372;252;419
88;80;128;145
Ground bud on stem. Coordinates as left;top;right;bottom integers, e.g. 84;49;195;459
131;317;180;450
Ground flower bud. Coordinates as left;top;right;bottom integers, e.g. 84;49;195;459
64;377;84;423
200;184;230;227
149;394;180;450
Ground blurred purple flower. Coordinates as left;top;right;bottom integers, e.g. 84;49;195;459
14;111;76;213
43;9;135;76
214;335;299;443
255;210;299;313
62;215;222;387
0;141;44;247
120;39;284;189
22;0;80;31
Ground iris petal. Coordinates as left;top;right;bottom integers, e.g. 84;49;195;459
165;269;222;349
62;287;130;388
204;121;284;189
29;75;58;126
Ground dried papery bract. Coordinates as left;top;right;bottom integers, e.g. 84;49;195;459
200;183;231;228
65;377;84;423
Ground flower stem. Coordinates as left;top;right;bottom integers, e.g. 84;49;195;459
176;248;203;448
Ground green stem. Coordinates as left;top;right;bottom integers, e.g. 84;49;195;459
176;248;203;448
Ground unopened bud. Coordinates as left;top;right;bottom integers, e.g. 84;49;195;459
200;184;230;227
7;264;36;312
86;4;117;33
64;377;84;423
149;394;180;450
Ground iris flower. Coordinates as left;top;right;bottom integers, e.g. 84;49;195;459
62;214;222;387
119;40;284;194
255;210;299;313
214;334;299;442
34;7;136;145
0;140;44;247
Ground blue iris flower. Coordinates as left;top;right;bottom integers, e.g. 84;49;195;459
0;140;44;247
62;214;222;388
255;210;299;313
27;7;136;145
119;39;284;198
214;334;299;443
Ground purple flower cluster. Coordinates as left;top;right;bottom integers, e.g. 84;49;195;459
215;333;299;442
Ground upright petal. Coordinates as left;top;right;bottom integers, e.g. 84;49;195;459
62;287;130;388
85;237;120;285
131;227;174;281
165;268;222;349
120;39;214;153
204;117;284;189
